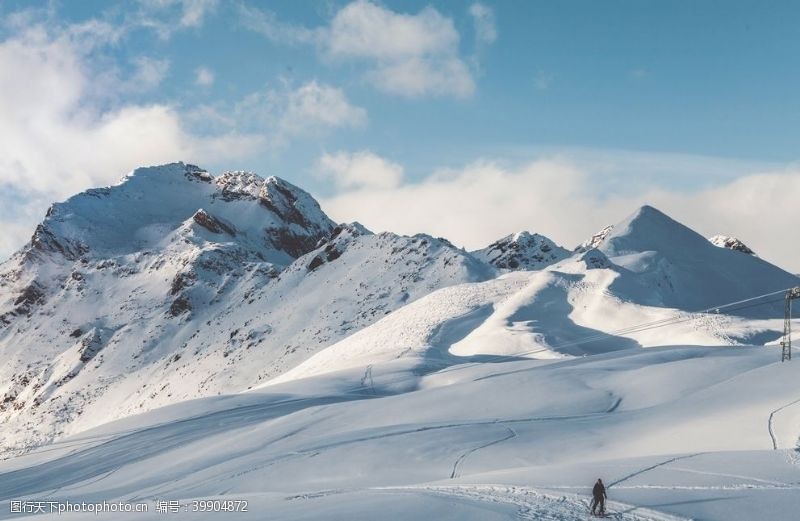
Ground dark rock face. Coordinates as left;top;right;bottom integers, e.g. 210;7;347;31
78;330;105;363
192;209;236;236
307;244;344;272
28;225;85;261
268;228;325;259
13;283;45;315
169;296;192;317
260;180;312;229
184;164;213;183
170;272;197;296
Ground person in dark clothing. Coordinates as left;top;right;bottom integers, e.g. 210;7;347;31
591;478;607;516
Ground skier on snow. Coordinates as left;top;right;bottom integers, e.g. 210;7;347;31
590;478;607;516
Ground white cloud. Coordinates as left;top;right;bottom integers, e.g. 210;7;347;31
317;151;404;189
196;80;367;146
281;81;367;134
320;152;800;272
469;3;497;45
194;66;214;86
325;1;475;98
241;0;483;98
130;56;170;90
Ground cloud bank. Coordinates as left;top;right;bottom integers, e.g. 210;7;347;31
319;151;800;272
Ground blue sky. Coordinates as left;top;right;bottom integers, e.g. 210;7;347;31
1;1;799;269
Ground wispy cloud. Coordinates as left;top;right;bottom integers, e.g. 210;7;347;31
469;3;497;46
187;79;367;149
194;65;214;86
133;0;219;38
240;0;491;99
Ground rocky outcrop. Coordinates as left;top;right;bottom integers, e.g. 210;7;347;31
709;235;756;256
575;225;614;253
472;232;569;271
192;209;236;235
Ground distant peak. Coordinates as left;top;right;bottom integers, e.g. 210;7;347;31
600;205;714;257
709;235;757;256
630;204;671;222
472;230;569;271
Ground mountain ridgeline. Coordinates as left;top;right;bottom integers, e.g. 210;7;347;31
0;162;797;455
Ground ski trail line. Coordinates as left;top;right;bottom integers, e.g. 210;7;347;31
768;396;800;450
395;484;689;521
450;425;516;479
609;453;702;488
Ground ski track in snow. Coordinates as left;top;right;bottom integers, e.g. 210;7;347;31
390;485;690;521
450;425;517;479
767;396;800;450
608;454;703;489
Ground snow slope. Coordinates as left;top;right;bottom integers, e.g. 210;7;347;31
1;345;799;521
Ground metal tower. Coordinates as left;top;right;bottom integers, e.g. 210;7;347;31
781;287;800;362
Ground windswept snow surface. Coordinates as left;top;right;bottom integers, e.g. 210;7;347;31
1;346;800;520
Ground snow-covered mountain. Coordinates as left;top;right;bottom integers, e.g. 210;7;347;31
2;164;800;521
0;164;494;454
0;165;798;461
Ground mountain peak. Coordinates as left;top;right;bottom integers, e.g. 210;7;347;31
472;231;569;271
20;164;335;262
599;204;710;256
